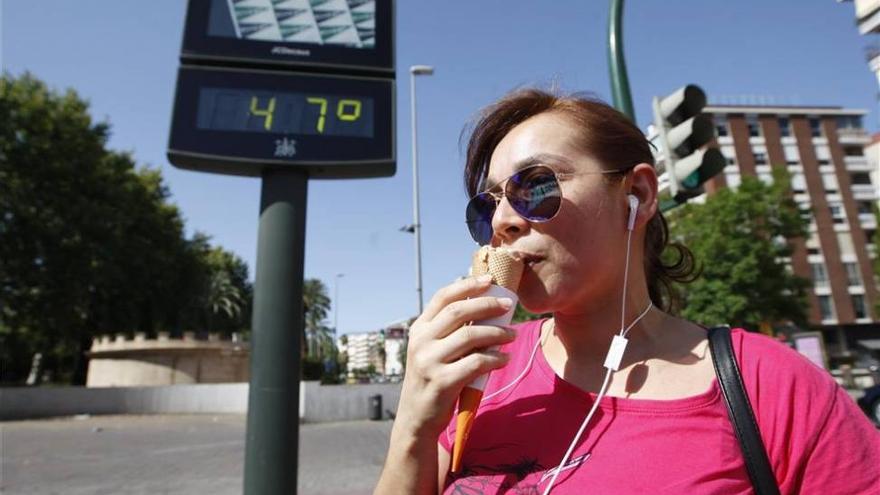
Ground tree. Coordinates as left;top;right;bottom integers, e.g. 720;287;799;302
183;238;252;335
302;278;332;358
0;73;252;384
666;167;811;331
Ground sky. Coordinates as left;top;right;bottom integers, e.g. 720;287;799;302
3;0;878;336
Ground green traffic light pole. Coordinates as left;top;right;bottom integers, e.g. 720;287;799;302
243;169;308;495
608;0;680;213
608;0;635;123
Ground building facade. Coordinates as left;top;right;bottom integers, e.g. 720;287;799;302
840;0;880;89
868;133;880;201
341;331;385;375
703;105;878;354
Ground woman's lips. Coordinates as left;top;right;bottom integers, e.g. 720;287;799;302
522;254;543;267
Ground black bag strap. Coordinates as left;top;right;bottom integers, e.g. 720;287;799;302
707;326;780;495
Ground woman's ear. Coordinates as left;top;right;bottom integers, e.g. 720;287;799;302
627;163;658;230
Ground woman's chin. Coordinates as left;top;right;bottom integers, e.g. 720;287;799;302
517;289;555;316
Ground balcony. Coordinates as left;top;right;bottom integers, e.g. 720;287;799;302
860;212;878;230
838;127;871;145
852;183;878;200
857;0;880;34
844;155;872;172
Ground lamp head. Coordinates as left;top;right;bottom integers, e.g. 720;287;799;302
410;65;434;76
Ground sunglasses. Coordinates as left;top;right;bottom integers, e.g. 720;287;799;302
465;164;631;245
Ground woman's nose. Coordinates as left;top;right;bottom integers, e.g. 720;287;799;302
490;196;529;246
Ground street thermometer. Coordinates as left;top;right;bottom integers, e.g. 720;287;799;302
166;1;395;494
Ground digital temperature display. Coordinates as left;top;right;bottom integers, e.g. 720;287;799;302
196;88;374;137
168;65;394;178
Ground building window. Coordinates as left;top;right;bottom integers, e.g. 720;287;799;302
829;203;846;224
799;207;813;224
811;262;829;288
778;117;791;137
843;146;864;157
818;295;836;320
858;201;874;215
837;115;863;130
747;115;762;137
809;118;822;138
852;295;868;319
845;262;863;287
851;172;872;185
753;152;768;165
715;116;728;137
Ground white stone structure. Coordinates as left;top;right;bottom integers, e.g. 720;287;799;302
86;332;249;387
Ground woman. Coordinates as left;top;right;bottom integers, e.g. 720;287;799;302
374;89;880;494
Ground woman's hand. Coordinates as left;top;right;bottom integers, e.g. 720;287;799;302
395;274;517;441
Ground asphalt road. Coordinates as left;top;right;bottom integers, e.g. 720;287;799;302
0;415;394;495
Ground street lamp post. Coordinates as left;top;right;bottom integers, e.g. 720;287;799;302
334;273;344;336
409;65;433;316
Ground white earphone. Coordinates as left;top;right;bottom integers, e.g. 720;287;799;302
627;194;639;231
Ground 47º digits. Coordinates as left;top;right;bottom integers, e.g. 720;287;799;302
249;95;362;134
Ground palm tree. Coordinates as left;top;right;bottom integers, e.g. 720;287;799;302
302;278;332;358
205;270;243;333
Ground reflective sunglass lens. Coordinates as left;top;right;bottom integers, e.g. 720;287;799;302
465;193;495;244
508;167;562;221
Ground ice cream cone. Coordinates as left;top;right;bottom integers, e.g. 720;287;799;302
451;247;524;472
451;386;482;473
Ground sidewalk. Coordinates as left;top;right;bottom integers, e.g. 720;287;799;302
0;414;393;495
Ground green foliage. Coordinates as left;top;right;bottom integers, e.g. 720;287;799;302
666;167;811;331
301;355;324;381
302;278;334;359
0;73;251;384
512;304;550;323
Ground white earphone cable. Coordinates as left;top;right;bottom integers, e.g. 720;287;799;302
542;207;651;495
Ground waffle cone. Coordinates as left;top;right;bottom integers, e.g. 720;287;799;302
451;386;483;473
470;246;523;292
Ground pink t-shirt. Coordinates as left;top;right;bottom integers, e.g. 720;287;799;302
438;319;880;494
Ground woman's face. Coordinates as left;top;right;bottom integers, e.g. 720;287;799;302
485;111;630;314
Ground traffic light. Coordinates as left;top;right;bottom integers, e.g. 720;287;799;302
652;85;725;207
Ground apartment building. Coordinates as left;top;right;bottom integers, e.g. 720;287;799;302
868;133;880;201
341;331;384;374
840;0;880;90
703;105;878;351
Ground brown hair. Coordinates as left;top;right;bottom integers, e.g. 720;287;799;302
462;88;699;313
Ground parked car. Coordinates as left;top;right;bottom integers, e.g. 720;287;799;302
858;384;880;425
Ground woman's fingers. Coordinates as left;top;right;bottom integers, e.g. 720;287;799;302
441;349;511;388
429;324;515;364
429;296;513;339
418;275;494;323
